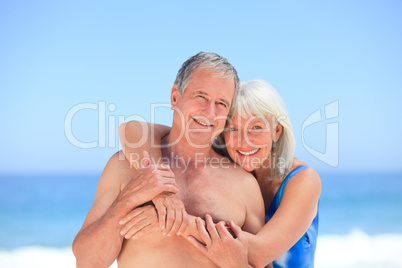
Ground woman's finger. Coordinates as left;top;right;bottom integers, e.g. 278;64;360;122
140;150;151;168
177;209;189;236
155;204;167;231
164;207;175;235
216;221;232;239
195;217;211;246
229;221;241;237
157;184;179;195
168;207;182;236
187;236;208;255
205;214;220;241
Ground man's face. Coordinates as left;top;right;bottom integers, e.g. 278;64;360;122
171;68;235;147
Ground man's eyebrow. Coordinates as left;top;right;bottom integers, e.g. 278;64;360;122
194;90;208;96
194;90;230;106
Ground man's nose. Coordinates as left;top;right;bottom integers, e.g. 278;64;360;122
203;101;216;118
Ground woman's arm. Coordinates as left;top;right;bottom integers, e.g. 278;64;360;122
119;121;189;236
187;167;320;268
246;167;321;267
119;121;171;169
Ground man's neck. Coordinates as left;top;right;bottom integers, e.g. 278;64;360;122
162;132;215;170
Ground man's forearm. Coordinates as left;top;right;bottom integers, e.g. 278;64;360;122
72;200;131;268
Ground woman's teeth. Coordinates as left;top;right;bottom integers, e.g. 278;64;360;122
237;148;259;155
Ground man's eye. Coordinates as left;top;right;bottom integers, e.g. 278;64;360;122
218;102;227;108
253;126;262;130
227;127;236;131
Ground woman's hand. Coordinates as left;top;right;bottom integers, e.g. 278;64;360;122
116;162;179;209
119;204;159;239
187;214;250;268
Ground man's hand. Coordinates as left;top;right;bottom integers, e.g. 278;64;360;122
153;192;189;236
119;205;159;240
143;161;188;237
187;214;249;268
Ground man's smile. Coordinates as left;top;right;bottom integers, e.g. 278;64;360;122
192;117;213;127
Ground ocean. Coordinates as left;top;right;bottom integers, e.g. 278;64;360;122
0;172;401;267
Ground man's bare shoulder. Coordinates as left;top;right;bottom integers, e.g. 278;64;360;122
101;151;134;190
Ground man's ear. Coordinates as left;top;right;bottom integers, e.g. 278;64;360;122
274;123;283;142
171;85;179;109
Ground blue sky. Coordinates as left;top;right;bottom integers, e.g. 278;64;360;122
0;0;401;174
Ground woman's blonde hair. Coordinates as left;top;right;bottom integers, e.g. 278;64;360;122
229;79;295;179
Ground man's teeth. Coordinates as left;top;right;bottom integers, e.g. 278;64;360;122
238;149;259;156
193;118;212;126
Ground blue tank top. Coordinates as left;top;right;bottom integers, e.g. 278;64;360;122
265;166;319;268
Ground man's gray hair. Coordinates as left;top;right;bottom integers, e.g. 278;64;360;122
174;52;239;106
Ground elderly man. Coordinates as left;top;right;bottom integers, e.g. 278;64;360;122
72;52;264;268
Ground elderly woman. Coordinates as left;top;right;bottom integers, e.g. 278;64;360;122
119;79;320;268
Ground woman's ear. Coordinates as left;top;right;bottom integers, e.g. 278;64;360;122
274;123;283;142
171;85;178;109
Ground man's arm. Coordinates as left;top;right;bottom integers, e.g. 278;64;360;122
72;151;178;268
119;204;205;242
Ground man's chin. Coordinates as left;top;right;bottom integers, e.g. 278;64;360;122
185;133;216;149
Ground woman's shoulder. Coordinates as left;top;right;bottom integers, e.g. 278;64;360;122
285;159;321;193
291;159;319;177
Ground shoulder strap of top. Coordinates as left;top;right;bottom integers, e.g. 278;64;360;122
266;165;310;222
280;165;309;190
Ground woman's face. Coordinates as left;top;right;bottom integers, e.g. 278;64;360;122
223;114;281;172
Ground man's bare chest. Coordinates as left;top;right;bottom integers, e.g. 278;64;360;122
174;169;246;225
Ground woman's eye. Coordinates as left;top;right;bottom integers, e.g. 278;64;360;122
226;127;236;132
249;126;264;133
